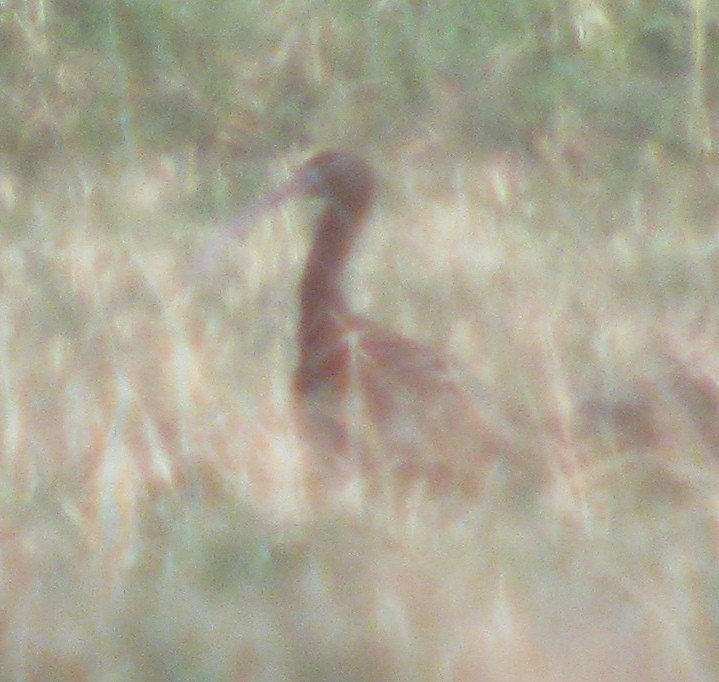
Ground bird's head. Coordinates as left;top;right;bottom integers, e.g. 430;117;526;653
291;150;375;217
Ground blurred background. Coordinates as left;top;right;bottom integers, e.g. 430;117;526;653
1;0;719;679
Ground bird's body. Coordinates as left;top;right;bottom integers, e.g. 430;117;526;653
228;150;513;497
294;311;509;495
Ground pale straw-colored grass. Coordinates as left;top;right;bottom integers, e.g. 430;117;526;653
0;150;718;678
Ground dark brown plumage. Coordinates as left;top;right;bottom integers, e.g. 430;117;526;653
228;151;514;497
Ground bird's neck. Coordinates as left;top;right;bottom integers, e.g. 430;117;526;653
297;202;363;371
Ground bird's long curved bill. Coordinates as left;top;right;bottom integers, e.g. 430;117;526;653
194;175;302;275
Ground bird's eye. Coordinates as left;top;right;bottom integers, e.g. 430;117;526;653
302;166;324;190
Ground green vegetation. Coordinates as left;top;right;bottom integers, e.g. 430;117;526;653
3;0;717;206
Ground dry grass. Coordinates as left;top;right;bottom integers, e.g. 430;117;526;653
2;0;719;679
0;146;718;679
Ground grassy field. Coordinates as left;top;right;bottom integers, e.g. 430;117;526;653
1;0;719;679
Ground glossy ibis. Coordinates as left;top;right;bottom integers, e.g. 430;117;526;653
216;151;514;498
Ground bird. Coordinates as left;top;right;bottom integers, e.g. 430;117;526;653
216;150;515;500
